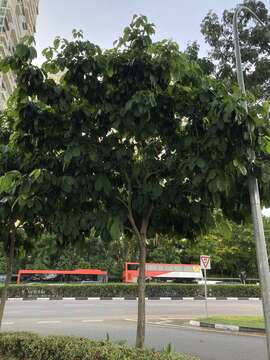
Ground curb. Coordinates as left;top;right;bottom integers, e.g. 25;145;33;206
6;296;262;301
189;320;265;334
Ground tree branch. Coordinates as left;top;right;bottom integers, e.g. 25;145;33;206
140;204;154;238
125;172;141;241
116;196;129;210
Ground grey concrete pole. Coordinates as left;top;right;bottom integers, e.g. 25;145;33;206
204;268;208;318
233;6;270;359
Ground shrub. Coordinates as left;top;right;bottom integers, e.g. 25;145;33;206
0;283;261;298
207;284;260;298
0;332;198;360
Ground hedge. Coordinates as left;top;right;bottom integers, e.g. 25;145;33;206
0;332;198;360
0;283;261;298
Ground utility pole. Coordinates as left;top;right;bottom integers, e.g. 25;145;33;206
233;6;270;359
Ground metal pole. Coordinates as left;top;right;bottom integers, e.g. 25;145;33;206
233;6;270;359
204;268;208;318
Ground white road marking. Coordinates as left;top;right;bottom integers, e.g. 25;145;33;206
112;297;125;300
2;322;14;325
63;297;76;300
81;319;103;323
37;320;61;324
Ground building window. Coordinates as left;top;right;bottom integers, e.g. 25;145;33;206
4;17;9;31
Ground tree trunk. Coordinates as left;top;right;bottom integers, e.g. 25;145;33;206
136;234;146;348
125;174;153;348
0;222;16;330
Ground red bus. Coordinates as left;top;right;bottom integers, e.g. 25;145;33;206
122;262;203;283
17;269;108;285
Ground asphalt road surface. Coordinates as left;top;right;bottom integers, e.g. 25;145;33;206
2;299;267;360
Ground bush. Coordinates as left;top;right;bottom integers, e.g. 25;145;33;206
0;283;261;298
0;332;197;360
207;284;260;298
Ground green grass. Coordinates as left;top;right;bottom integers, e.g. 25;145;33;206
196;315;264;328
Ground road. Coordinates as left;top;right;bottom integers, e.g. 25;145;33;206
2;299;267;360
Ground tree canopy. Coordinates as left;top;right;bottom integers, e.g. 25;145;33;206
1;14;270;346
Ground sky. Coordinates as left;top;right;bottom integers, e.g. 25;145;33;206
35;0;250;62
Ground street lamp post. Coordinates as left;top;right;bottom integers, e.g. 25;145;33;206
233;6;270;358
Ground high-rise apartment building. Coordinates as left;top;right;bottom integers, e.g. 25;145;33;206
0;0;39;109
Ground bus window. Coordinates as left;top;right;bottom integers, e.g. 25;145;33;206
17;269;108;284
128;264;139;270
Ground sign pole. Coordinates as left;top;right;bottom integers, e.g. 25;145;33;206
204;268;208;318
200;255;211;319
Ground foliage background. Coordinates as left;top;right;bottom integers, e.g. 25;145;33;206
1;215;269;279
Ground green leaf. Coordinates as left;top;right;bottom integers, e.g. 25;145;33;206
94;175;111;195
213;193;221;208
64;151;73;165
196;158;206;169
16;44;30;60
61;176;74;193
182;86;192;93
29;46;37;60
0;196;9;204
107;67;114;78
207;170;216;181
109;219;122;240
233;159;239;168
95;176;103;192
42;47;53;60
72;148;81;157
0;171;21;192
233;159;247;176
216;177;226;191
238;164;247;176
263;138;270;154
102;177;112;195
53;37;61;50
30;169;42;181
247;148;256;162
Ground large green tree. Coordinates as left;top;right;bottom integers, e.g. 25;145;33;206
0;106;43;328
201;0;270;99
2;15;270;347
